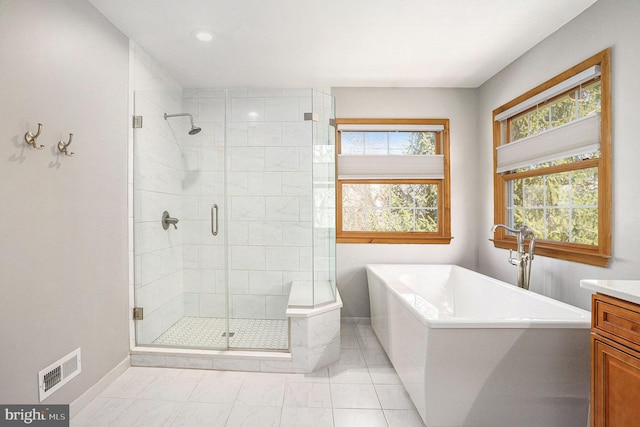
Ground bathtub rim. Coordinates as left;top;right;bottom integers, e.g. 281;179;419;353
366;263;591;329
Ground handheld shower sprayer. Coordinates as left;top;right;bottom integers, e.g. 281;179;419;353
164;112;202;135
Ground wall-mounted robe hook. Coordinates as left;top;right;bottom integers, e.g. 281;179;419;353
25;123;45;150
57;133;74;157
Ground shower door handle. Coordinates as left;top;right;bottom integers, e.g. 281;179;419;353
211;204;218;236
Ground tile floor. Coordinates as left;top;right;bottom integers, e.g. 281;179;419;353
153;317;289;350
72;323;426;427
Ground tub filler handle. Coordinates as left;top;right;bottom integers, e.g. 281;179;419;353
491;224;535;290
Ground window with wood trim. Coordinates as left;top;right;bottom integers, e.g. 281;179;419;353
336;118;451;244
492;49;611;266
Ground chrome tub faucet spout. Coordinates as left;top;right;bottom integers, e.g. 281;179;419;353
491;224;536;290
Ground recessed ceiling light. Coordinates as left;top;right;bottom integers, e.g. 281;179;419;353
192;30;216;42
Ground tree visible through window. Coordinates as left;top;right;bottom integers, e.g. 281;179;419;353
336;119;451;244
342;182;439;233
492;49;611;266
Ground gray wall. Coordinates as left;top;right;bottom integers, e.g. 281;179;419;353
0;0;130;403
332;88;480;318
477;0;640;311
333;0;640;318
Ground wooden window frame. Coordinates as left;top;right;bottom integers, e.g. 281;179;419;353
492;49;611;267
336;118;452;244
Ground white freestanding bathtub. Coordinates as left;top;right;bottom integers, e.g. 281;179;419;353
366;264;591;427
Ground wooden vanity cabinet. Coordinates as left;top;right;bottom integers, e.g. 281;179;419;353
591;293;640;426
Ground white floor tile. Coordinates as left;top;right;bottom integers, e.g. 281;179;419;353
340;324;357;336
330;383;381;409
225;404;281;427
340;334;360;349
125;367;175;377
114;399;183;426
188;375;243;404
235;379;285;406
328;364;372;384
362;349;391;366
367;366;401;385
333;408;387;427
283;382;332;408
100;371;157;399
355;324;375;337
71;397;136;427
283;367;330;383
357;334;384;350
148;367;205;379
170;402;231;427
374;384;416;410
334;348;366;366
72;321;426;427
141;375;200;401
280;407;334;427
384;409;427;427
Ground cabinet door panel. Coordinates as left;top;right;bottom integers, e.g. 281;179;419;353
593;337;640;427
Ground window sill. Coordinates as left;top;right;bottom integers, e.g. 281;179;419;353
338;235;453;244
492;239;610;267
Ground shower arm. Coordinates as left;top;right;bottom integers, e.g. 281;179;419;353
164;112;202;135
164;112;195;124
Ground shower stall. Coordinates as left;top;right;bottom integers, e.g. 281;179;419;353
132;88;336;354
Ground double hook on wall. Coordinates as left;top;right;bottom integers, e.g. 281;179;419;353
24;123;75;157
24;123;44;150
57;134;74;157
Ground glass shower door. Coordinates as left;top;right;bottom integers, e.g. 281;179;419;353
311;89;337;307
133;89;228;350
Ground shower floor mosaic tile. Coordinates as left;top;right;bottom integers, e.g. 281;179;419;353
152;317;289;350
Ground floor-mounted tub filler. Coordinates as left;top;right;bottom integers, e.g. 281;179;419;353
366;264;591;427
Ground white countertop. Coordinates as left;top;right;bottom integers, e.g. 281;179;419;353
580;279;640;305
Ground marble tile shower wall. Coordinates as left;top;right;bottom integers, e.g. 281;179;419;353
134;89;186;344
177;90;226;321
182;89;316;320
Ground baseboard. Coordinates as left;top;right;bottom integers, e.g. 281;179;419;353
69;356;130;418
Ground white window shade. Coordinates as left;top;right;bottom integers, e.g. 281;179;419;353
494;65;600;122
337;124;444;132
338;154;444;179
496;113;600;173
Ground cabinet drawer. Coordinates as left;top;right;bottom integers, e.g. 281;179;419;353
593;293;640;353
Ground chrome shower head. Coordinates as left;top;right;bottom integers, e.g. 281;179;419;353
164;112;201;136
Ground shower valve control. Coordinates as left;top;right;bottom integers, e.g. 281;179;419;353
162;211;179;230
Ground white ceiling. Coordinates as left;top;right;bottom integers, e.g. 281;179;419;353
89;0;597;89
